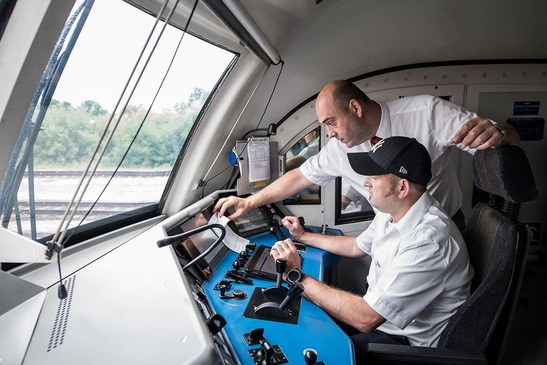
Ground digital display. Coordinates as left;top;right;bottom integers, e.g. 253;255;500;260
244;245;278;281
230;206;272;237
170;204;227;279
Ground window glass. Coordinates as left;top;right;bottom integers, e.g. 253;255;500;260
340;178;372;213
0;0;235;241
282;127;321;204
336;176;374;224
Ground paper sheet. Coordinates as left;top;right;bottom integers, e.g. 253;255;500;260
208;213;249;253
247;137;270;183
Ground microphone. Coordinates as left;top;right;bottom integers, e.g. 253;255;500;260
156;223;226;272
157;223;225;247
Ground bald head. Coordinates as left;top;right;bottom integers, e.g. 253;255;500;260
315;80;380;148
318;80;370;114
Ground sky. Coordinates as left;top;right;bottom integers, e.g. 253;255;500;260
52;0;235;113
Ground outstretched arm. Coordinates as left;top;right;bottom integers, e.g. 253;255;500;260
281;216;365;258
450;116;520;150
270;239;383;334
213;168;313;220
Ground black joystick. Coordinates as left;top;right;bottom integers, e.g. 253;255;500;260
219;285;247;300
278;281;304;311
269;218;287;240
254;281;304;319
262;259;289;298
304;348;317;365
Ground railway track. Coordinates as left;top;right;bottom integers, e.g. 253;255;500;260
16;200;156;216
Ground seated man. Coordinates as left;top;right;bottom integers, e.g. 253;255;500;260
270;136;473;363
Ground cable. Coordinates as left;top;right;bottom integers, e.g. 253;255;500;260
61;0;200;247
46;0;195;298
199;60;285;197
49;0;174;250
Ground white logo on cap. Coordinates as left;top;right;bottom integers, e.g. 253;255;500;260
371;139;385;153
399;166;408;174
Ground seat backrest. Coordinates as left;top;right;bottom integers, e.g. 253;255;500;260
438;146;538;364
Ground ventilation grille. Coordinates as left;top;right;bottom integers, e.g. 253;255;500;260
47;275;76;352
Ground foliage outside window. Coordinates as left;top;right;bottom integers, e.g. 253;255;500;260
0;0;235;241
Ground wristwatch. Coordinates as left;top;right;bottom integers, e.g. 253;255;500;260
492;122;506;148
286;268;306;285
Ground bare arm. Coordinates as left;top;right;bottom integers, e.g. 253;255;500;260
300;276;385;334
450;116;520;150
281;216;366;258
213;168;313;220
270;240;383;334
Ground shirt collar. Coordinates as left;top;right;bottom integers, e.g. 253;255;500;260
374;101;391;141
392;192;434;235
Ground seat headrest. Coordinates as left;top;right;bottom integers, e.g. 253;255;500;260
473;146;538;203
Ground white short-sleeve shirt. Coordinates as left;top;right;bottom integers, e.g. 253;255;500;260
356;193;473;347
300;95;479;216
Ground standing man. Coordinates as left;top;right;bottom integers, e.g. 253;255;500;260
270;137;473;363
214;80;519;230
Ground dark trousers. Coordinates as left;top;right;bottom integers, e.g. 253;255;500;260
350;330;410;364
334;319;409;364
451;208;466;233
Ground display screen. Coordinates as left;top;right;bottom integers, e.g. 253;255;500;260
243;245;277;281
230;206;272;237
170;204;227;279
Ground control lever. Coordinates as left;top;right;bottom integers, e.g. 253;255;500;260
219;285;247;300
262;259;288;298
243;328;265;345
258;340;275;364
298;216;312;233
303;348;325;365
269;216;287;240
278;282;304;311
254;281;304;319
248;339;288;365
225;270;253;285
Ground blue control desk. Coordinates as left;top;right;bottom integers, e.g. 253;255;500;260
202;231;355;365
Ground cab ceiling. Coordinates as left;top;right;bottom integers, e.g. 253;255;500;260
238;0;547;122
129;0;547;123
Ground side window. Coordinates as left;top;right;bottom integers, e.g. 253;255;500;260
340;178;372;213
335;177;374;224
282;127;321;204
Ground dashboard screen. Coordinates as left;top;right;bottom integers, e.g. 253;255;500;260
230;206;272;237
170;204;227;279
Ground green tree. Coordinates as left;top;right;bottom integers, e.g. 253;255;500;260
80;100;107;116
33;88;209;170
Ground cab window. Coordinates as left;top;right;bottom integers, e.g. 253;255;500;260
282;127;321;205
0;0;235;242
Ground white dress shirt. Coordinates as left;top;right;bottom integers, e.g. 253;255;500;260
300;95;480;216
356;192;473;346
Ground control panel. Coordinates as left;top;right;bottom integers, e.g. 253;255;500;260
162;192;355;364
201;230;354;365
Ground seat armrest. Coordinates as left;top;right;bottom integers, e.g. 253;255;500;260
365;343;487;365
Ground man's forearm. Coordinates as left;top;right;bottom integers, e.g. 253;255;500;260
247;168;313;207
301;275;384;334
298;231;365;258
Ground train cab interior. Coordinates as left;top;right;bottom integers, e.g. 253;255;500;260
1;0;546;364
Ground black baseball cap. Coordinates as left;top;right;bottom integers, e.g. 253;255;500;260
348;136;432;186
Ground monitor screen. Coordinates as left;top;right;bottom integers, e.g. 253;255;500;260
230;206;272;237
170;204;228;279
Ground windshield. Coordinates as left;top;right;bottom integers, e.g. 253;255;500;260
0;0;236;243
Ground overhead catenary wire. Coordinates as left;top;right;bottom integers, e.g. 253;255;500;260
46;0;189;298
61;0;201;248
49;0;181;250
